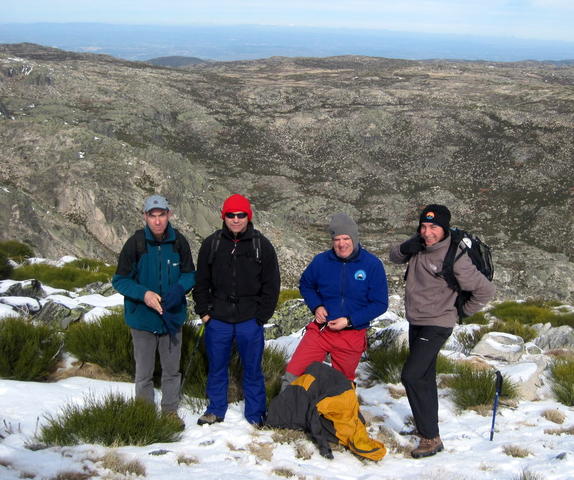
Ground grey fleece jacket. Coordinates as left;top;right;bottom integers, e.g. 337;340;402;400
390;235;496;328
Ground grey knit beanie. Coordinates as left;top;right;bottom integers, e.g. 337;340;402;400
328;213;359;249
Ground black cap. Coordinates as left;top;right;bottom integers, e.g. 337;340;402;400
418;204;451;234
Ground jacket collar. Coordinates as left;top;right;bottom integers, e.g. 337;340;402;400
221;221;255;241
144;223;176;244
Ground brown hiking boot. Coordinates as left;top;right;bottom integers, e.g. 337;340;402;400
197;413;224;426
411;436;444;458
164;411;185;431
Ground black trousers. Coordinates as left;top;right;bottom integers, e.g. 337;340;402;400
401;324;453;439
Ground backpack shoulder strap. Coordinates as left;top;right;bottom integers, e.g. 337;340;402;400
252;230;262;264
439;229;466;293
207;229;223;265
134;229;147;264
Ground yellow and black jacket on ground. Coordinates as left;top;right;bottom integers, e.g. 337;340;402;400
266;362;386;461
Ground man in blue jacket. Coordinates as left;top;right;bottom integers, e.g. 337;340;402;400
284;213;388;385
112;195;195;426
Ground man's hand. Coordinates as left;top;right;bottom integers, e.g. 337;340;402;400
144;291;163;314
327;317;349;331
400;234;425;256
201;314;211;324
314;306;328;324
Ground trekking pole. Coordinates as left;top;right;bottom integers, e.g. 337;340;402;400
489;370;503;441
180;323;205;393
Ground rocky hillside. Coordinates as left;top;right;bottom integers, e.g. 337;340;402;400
1;43;573;299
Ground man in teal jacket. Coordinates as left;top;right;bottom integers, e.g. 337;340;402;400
112;195;195;425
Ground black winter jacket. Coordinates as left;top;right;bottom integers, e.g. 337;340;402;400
192;223;280;324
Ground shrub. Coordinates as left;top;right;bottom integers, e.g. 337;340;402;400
490;301;574;328
455;327;487;355
64;312;134;377
503;444;531;458
277;289;301;306
39;393;182;446
11;263;113;290
551;358;574;406
448;365;518;410
0;240;34;262
0;251;12;280
67;258;116;277
365;342;409;384
462;311;489;325
262;345;288;402
0;317;62;381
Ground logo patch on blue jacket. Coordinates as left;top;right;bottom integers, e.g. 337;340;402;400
354;269;367;281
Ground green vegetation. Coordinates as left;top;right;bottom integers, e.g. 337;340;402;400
490;300;574;328
39;393;182;446
64;311;134;378
0;240;34;262
455;327;487;355
447;365;518;411
0;317;62;381
277;288;301;306
551;357;574;406
0;251;12;280
462;311;489;325
11;260;114;290
365;339;457;384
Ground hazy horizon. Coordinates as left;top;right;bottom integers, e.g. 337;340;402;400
1;22;573;63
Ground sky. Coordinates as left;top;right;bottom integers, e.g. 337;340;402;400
1;272;574;479
3;0;574;43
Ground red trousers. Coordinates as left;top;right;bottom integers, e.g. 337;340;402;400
286;321;367;380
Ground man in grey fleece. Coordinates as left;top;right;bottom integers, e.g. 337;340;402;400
390;204;495;459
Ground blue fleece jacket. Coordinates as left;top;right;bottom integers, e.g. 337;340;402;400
112;224;196;334
299;246;388;330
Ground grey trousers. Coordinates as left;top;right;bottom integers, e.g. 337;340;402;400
130;328;182;413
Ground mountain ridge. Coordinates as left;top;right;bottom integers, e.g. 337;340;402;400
1;43;573;300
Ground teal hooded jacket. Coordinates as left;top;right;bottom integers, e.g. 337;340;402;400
112;224;196;333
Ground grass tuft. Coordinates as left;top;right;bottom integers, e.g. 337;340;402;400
0;240;34;262
551;358;574;406
0;317;62;381
448;365;518;411
100;451;146;476
277;289;301;306
11;262;113;290
490;300;574;328
64;311;134;377
541;409;565;424
490;320;537;342
513;470;545;480
503;444;531;458
39;393;182;446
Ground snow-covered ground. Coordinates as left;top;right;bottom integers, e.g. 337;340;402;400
0;276;573;479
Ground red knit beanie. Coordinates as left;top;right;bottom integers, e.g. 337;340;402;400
221;194;253;221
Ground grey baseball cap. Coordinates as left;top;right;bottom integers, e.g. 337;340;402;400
143;195;170;213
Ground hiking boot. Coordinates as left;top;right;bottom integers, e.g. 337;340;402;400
411;436;444;458
197;413;224;426
164;411;185;431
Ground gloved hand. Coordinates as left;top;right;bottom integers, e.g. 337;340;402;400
399;234;425;256
162;284;185;312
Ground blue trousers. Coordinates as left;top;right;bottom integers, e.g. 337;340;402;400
205;318;266;424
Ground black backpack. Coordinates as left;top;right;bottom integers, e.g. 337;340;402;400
207;229;262;265
438;228;494;322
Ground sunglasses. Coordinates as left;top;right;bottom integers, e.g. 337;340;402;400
225;212;248;219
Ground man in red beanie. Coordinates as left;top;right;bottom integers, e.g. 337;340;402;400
193;193;280;426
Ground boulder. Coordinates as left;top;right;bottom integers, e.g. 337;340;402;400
34;300;85;329
470;332;525;362
265;299;311;340
1;279;45;299
533;325;574;351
